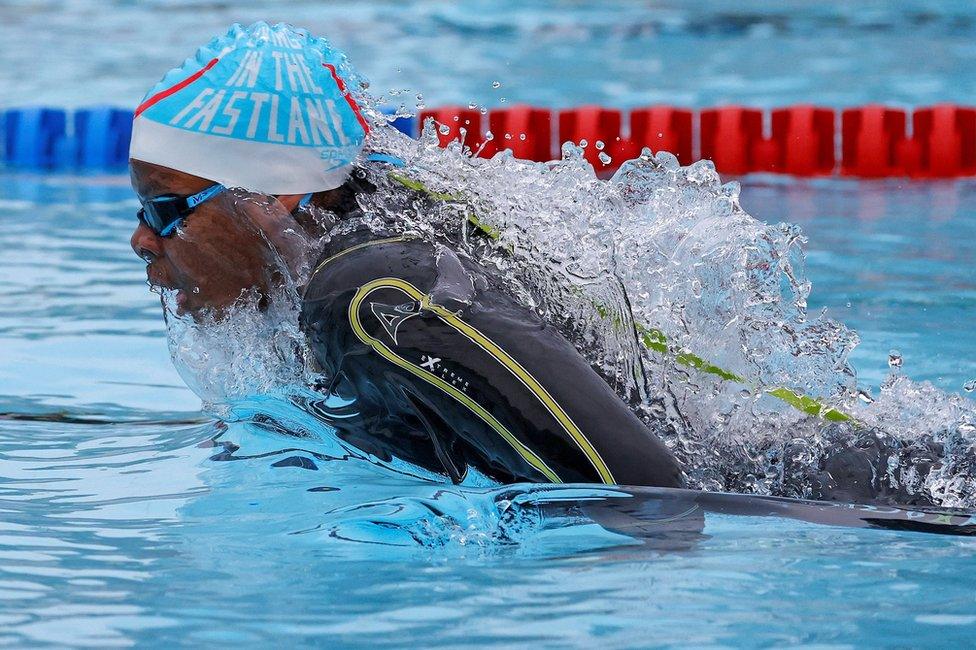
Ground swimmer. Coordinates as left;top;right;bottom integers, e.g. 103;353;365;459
128;22;683;488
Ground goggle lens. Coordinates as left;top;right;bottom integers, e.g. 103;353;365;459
136;185;225;237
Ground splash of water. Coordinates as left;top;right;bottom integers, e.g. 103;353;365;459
160;100;976;508
345;114;976;507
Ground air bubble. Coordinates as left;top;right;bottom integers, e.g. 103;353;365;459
438;124;451;135
468;102;477;110
484;130;494;141
519;133;526;141
595;140;605;150
598;152;612;165
965;379;976;393
193;287;200;294
888;350;903;368
492;81;501;88
579;139;588;148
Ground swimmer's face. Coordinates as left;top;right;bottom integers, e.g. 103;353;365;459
129;160;294;318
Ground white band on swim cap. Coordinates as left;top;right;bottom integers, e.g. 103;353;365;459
130;22;369;194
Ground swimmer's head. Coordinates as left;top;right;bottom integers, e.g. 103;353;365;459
129;21;369;193
128;23;369;318
130;160;310;317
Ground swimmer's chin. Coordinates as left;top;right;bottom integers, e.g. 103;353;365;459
149;283;195;319
155;285;268;323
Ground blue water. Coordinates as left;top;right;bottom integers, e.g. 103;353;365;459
3;0;976;109
2;1;976;647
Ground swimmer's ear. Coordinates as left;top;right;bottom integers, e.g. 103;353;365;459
232;191;312;284
276;194;305;213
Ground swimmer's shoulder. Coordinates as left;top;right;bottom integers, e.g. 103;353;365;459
302;234;440;307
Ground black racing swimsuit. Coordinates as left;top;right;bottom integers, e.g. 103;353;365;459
300;233;683;488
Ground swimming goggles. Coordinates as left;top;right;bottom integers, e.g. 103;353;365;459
137;184;226;237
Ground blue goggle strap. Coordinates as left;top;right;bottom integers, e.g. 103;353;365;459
157;184;226;236
186;183;226;209
366;152;406;167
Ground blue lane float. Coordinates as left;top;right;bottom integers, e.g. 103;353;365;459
2;106;414;170
3;108;67;168
74;107;133;169
386;112;417;138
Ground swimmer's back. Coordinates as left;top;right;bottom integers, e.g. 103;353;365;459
301;235;683;488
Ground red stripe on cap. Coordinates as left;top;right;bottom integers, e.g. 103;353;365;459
323;63;370;135
135;57;220;117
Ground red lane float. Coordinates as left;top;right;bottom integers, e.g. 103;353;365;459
418;107;483;150
841;105;907;177
698;106;835;175
911;104;976;177
482;106;553;161
558;106;622;168
770;106;835;176
412;104;976;179
621;107;693;164
700;107;763;175
842;104;976;178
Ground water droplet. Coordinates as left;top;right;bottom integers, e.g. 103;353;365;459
598;152;612;165
965;379;976;393
595;140;605;150
491;81;501;89
438;124;450;135
888;350;903;369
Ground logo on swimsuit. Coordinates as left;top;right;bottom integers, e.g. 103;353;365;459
420;354;471;393
370;301;421;345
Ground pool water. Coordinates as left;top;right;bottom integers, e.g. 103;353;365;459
3;171;975;646
3;1;976;646
4;0;976;109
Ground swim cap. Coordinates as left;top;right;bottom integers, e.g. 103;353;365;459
130;22;370;194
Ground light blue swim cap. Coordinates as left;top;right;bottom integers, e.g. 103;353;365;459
130;22;370;194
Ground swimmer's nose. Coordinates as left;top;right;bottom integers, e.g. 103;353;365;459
130;221;162;262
